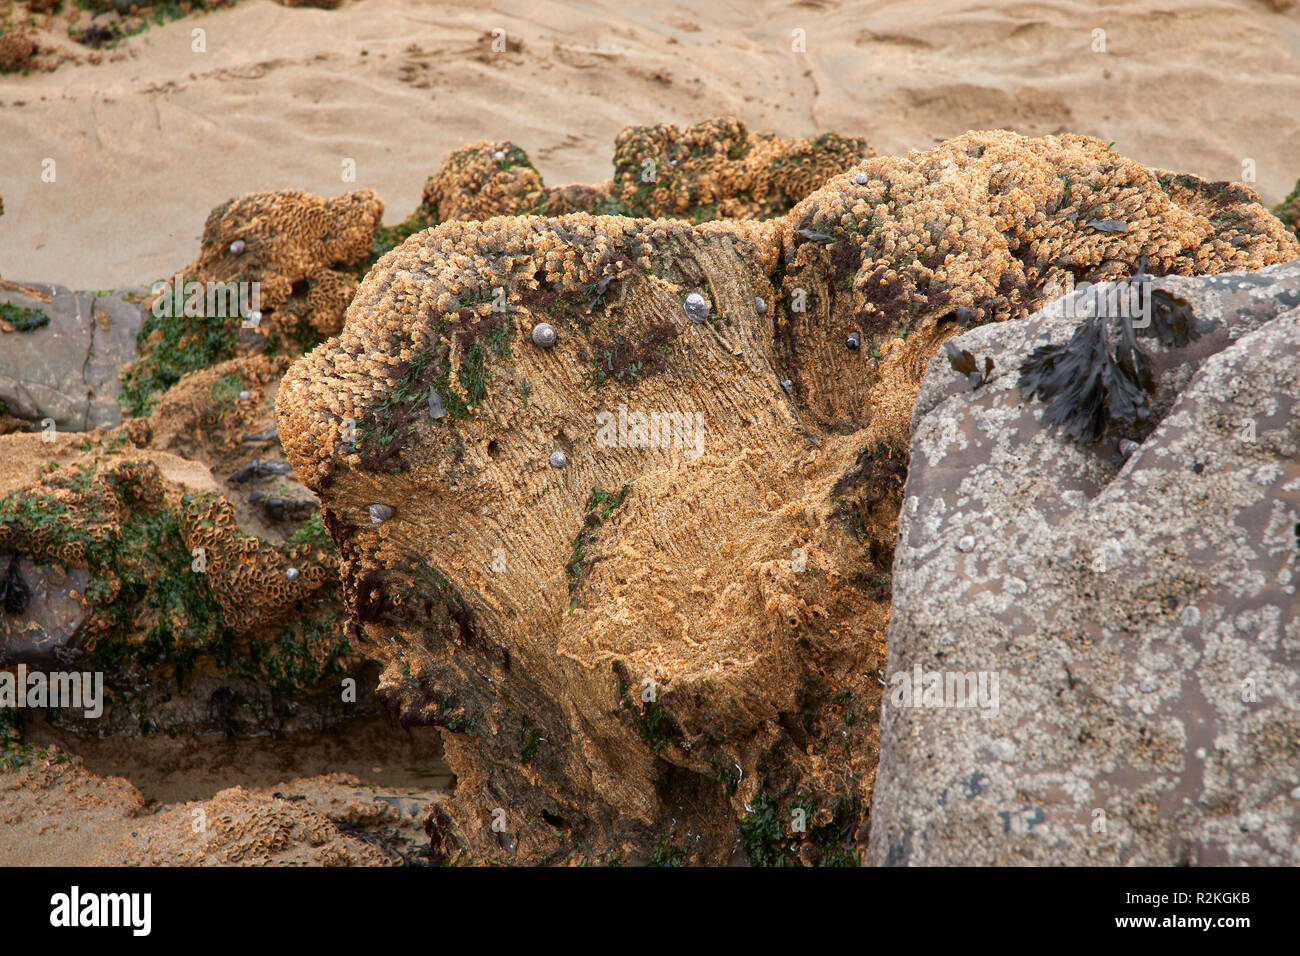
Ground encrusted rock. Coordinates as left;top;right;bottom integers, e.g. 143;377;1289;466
420;118;873;224
276;131;1299;866
870;259;1300;866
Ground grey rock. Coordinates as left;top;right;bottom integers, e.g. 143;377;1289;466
755;297;768;315
230;458;263;483
0;557;91;666
230;239;246;256
797;228;833;243
369;504;395;525
870;259;1300;866
549;450;568;469
853;171;869;185
242;425;280;444
0;281;145;430
228;458;293;483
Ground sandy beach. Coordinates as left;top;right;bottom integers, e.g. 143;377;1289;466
2;0;1299;290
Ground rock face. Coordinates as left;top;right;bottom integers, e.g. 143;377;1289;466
0;556;91;666
280;213;892;865
870;260;1300;865
278;131;1298;864
0;281;145;431
0;432;356;737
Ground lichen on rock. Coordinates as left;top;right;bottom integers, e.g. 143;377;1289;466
872;260;1300;865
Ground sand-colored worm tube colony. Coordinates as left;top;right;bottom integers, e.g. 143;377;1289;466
275;129;1298;863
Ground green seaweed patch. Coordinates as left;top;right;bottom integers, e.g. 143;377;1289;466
1274;178;1300;235
0;469;347;729
355;341;450;472
614;663;677;754
566;485;629;610
712;761;740;796
739;792;862;867
0;302;51;332
362;205;440;273
591;196;636;217
119;275;239;418
427;695;480;732
247;602;350;698
287;511;338;556
519;715;541;765
209;372;245;405
356;313;510;472
648;836;688;867
90;497;232;695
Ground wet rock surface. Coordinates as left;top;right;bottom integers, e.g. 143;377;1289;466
0;555;91;666
870;259;1300;865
